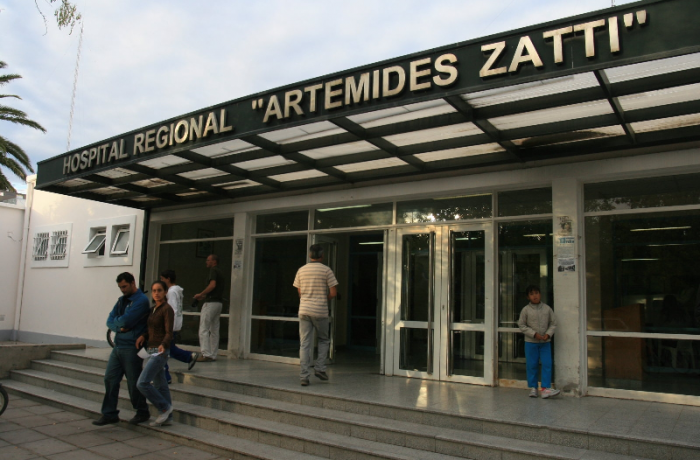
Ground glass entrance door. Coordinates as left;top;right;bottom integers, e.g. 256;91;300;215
393;224;494;384
313;234;339;363
440;225;493;384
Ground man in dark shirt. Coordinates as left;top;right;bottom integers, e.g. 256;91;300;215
93;272;151;426
193;254;225;361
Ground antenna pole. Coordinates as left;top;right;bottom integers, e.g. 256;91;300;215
66;21;84;152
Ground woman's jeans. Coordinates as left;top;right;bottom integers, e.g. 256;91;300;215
525;341;553;389
136;349;171;413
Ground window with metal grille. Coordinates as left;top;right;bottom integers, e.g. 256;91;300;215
50;230;69;260
33;232;49;261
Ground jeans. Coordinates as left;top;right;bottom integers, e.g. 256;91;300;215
199;301;222;359
169;332;193;363
136;349;172;413
101;347;149;418
299;314;330;380
525;341;553;389
165;332;192;379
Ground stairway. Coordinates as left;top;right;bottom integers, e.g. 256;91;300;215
2;349;697;460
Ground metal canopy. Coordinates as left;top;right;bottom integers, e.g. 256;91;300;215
35;0;700;209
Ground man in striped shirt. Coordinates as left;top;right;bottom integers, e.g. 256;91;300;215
293;244;339;386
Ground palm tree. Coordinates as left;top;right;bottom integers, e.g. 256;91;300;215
0;61;46;192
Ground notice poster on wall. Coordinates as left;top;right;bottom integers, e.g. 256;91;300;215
557;216;576;272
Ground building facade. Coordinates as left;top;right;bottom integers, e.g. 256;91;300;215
26;0;700;405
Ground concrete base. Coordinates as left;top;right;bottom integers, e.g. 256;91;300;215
0;342;85;378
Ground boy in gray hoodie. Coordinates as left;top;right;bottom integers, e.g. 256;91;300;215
518;285;560;399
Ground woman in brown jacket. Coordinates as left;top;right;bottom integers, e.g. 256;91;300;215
136;280;174;426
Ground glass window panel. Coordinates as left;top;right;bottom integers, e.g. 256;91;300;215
160;218;233;241
617;82;700;111
585;210;700;333
489;100;612;131
452;331;484;377
349;318;377;348
178;315;228;351
587;336;700;396
397;194;492;224
631;113;700;134
401;233;432;322
462;73;598;108
604;52;700;83
399;327;432;372
252;236;307;317
451;231;485;324
498;188;552;217
498;221;554;328
83;233;106;253
250;319;300;358
314;203;392;229
584;173;700;212
157;240;232;315
269;170;327;182
111;229;129;254
498;332;527;381
256;211;308;234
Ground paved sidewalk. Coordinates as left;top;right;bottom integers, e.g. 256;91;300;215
0;393;228;460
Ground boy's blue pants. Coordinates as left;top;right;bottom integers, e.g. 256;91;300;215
525;342;553;389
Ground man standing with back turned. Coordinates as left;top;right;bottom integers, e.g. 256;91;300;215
94;272;151;426
193;254;224;362
293;244;338;386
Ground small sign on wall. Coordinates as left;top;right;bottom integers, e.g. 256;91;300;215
557;216;575;272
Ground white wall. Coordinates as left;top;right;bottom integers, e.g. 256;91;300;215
15;179;144;346
0;203;25;340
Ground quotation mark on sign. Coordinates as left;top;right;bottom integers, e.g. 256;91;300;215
624;10;647;28
252;98;265;110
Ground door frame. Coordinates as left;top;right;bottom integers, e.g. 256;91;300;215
391;223;495;385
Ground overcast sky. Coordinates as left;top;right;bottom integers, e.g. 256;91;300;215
3;0;637;192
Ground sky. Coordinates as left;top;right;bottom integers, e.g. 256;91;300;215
2;0;638;192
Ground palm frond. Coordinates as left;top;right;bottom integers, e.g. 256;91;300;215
0;74;22;86
0;105;46;132
4;138;35;173
0;94;22;100
0;156;28;181
0;173;16;193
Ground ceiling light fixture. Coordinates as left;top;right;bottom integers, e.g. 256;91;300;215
630;226;691;232
317;204;372;212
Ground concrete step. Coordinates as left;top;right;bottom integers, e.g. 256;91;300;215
8;369;463;460
11;363;665;460
1;379;325;460
166;371;700;460
32;358;105;384
46;351;700;460
51;349;108;369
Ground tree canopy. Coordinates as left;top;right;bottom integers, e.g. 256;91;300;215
0;61;45;192
34;0;82;35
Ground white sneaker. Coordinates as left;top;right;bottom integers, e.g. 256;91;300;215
541;388;560;399
150;405;173;426
529;388;538;398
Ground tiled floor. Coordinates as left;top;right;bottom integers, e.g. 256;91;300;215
0;394;227;460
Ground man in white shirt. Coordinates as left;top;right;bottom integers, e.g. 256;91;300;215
293;244;338;386
161;270;200;383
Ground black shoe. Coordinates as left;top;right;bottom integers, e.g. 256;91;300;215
128;412;150;425
314;371;329;381
188;353;199;371
92;415;119;426
301;378;309;386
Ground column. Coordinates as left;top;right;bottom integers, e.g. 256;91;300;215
551;178;582;394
